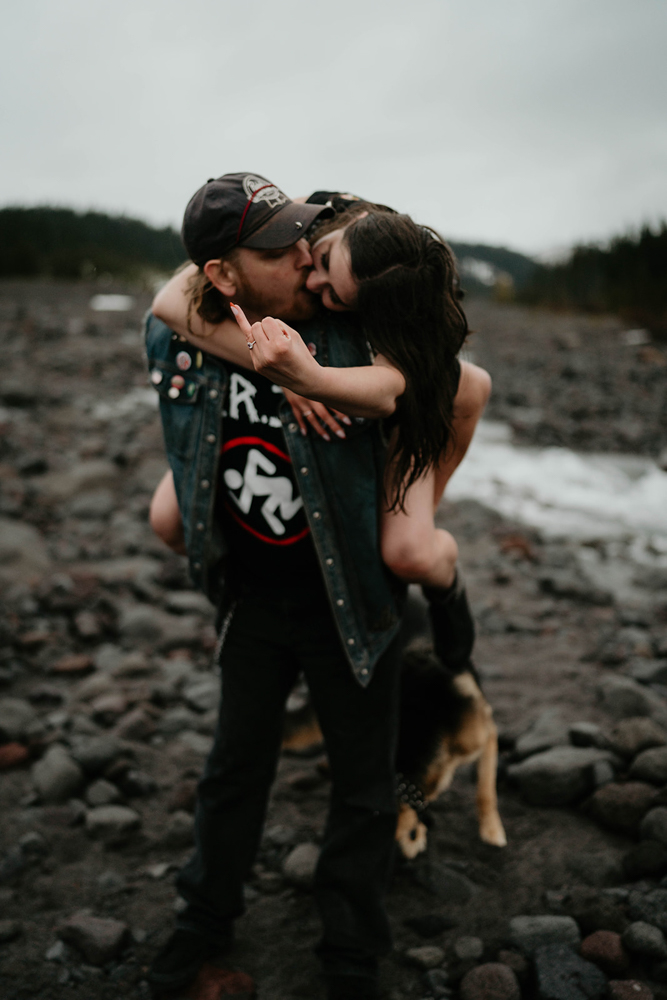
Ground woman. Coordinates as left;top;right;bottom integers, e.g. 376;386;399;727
151;195;491;670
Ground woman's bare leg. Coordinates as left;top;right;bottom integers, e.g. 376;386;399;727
149;469;187;555
381;466;458;590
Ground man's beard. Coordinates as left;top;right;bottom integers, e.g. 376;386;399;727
234;271;320;324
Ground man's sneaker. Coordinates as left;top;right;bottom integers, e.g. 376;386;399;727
147;927;232;996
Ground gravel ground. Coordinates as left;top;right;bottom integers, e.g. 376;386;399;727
0;281;666;1000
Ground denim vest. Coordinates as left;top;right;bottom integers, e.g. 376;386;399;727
144;311;403;686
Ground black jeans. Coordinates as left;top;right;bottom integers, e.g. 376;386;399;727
176;577;401;981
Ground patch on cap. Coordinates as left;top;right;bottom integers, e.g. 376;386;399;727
242;175;288;209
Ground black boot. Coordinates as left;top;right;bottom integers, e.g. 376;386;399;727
422;570;477;678
147;926;233;996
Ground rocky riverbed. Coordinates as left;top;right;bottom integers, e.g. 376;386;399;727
0;281;666;1000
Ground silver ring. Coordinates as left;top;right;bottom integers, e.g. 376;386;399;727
247;341;256;349
303;409;313;416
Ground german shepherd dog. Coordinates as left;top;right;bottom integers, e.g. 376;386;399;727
283;589;506;858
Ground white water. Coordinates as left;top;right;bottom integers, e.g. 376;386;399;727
447;421;667;544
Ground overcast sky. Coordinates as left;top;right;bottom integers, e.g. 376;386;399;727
2;0;665;255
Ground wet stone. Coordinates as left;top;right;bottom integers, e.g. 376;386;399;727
640;807;667;846
607;982;653;1000
610;717;667;758
68;735;124;775
621;921;667;960
628;889;667;933
114;706;156;741
533;943;607;1000
630;747;667;785
0;697;36;742
459;963;520;1000
0;919;22;944
85;804;141;842
588;781;656;835
282;843;320;888
514;708;570;760
405;945;445;969
510;915;581;955
57;910;129;965
579;930;629;977
161;810;194;849
623;840;667;880
32;744;84;803
454;936;484;961
569;722;604;748
598;675;667;723
85;779;122;807
507;746;615;806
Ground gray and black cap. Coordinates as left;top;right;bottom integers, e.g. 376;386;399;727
182;172;333;266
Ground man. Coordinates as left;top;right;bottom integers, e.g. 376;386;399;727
145;173;487;1000
146;173;408;1000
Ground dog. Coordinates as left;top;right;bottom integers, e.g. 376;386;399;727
283;588;506;858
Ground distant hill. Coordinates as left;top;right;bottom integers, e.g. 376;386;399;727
0;206;186;281
448;241;538;296
0;206;539;299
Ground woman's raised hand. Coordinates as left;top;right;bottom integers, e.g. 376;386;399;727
229;302;321;397
282;387;351;441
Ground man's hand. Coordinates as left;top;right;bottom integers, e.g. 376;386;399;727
230;303;324;397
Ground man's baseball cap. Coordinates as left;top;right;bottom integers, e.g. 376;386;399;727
181;172;333;266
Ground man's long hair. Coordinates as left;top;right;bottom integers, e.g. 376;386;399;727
315;204;469;510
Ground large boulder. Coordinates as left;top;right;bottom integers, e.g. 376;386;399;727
57;910;128;965
588;782;657;835
509;915;580;956
533;943;607;1000
32;745;84;803
507;747;616;806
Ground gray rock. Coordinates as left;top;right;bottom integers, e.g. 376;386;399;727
507;746;615;806
0;517;51;584
177;730;213;755
569;722;605;748
628;889;667;933
67;489;115;519
533;943;607;999
165;591;213;616
85;779;122;807
118;604;201;649
598;675;667;723
32;745;84;803
460;963;520;1000
641;807;667;846
0;919;22;943
36;460;118;501
18;832;48;856
514;709;570;760
413;861;477;905
158;706;200;736
183;677;221;713
93;644;124;673
68;735;124;775
405;944;445;969
631;747;667;785
453;936;484;961
592;760;615;787
510;915;581;956
424;967;451;997
589;782;657;835
610;716;667;758
161;810;195;849
57;910;128;965
0;697;36;742
45;939;67;962
621;921;667;960
85;805;141;842
282;843;320;888
627;660;667;686
568;850;624;887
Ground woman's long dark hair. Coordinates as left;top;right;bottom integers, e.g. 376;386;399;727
314;204;469;510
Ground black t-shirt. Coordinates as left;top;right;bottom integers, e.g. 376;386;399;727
217;362;319;586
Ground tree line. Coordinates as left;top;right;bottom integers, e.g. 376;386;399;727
520;223;667;337
0;207;186;281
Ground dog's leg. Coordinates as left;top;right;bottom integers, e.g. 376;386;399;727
395;802;428;859
476;724;507;847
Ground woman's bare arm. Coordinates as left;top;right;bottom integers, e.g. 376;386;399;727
152;266;252;369
233;309;405;419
